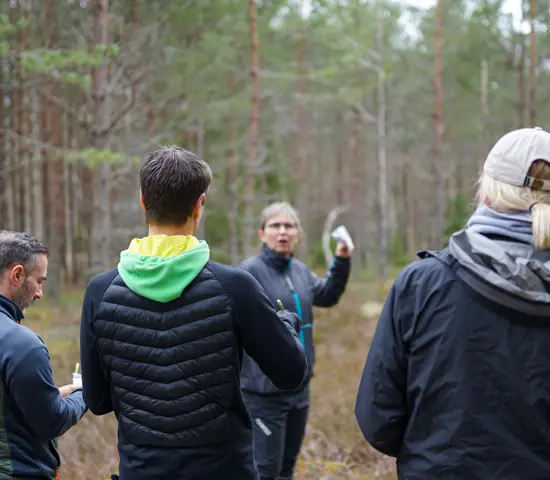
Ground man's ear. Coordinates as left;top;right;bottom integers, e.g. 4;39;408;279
194;193;206;218
258;228;265;243
139;191;146;212
8;265;25;288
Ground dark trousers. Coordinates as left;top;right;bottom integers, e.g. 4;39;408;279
244;387;309;480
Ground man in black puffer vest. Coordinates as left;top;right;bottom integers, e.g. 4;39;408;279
79;147;307;480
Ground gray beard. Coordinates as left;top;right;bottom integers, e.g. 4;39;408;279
12;280;32;311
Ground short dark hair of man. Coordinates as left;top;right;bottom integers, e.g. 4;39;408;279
139;146;213;226
0;231;49;275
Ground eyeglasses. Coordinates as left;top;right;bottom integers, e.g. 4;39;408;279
265;222;297;231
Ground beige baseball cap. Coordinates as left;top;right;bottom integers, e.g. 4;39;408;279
484;127;550;191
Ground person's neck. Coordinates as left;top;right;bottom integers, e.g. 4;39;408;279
148;222;196;237
0;286;12;302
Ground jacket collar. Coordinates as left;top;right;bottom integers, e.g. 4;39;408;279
0;294;23;323
259;244;292;272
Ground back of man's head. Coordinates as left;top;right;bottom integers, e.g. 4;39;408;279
0;231;49;275
139;146;212;226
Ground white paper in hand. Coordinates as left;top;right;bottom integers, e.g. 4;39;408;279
331;225;354;250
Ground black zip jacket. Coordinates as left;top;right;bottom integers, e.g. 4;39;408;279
239;244;350;395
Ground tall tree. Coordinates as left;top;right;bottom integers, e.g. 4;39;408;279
14;0;29;232
46;1;65;302
244;0;260;258
432;0;445;248
40;0;53;255
376;2;388;281
518;32;526;127
294;18;308;260
227;70;240;264
0;32;4;226
529;0;536;126
91;0;110;274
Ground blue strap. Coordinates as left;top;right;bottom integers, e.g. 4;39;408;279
285;275;311;346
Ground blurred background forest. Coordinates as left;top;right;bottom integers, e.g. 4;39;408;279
1;0;550;478
1;0;550;293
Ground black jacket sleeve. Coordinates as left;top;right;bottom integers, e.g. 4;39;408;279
79;270;117;416
6;340;87;440
310;256;351;307
355;279;408;457
216;266;307;391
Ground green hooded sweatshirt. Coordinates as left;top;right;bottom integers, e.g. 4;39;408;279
117;234;210;303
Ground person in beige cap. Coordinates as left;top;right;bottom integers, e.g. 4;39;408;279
355;127;550;479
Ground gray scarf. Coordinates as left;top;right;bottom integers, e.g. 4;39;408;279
466;205;533;245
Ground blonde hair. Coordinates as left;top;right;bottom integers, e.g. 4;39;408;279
259;202;302;232
478;160;550;249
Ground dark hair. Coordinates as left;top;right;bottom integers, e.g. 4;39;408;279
0;231;49;275
139;146;212;225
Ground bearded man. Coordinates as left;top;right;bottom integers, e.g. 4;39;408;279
0;230;86;479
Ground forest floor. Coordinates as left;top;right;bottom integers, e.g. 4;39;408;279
25;276;397;480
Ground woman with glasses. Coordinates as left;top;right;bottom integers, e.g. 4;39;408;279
239;202;352;480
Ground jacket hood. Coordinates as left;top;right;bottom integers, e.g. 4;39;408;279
117;234;209;303
448;229;550;306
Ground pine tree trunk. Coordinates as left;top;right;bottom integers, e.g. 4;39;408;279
40;0;53;248
432;0;446;248
295;28;308;260
15;1;27;232
529;0;536;126
30;88;40;237
196;105;206;240
243;0;259;258
227;70;240;264
518;34;525;128
377;3;388;281
90;0;111;275
45;3;65;303
0;50;5;226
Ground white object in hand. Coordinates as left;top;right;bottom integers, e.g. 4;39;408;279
72;373;82;388
331;225;355;250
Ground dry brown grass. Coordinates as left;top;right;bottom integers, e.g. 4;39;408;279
23;282;396;480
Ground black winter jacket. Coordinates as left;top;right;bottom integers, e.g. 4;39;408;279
80;260;307;480
240;244;350;395
356;229;550;479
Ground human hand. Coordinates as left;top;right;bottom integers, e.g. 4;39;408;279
59;384;79;398
335;241;353;258
278;310;302;334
